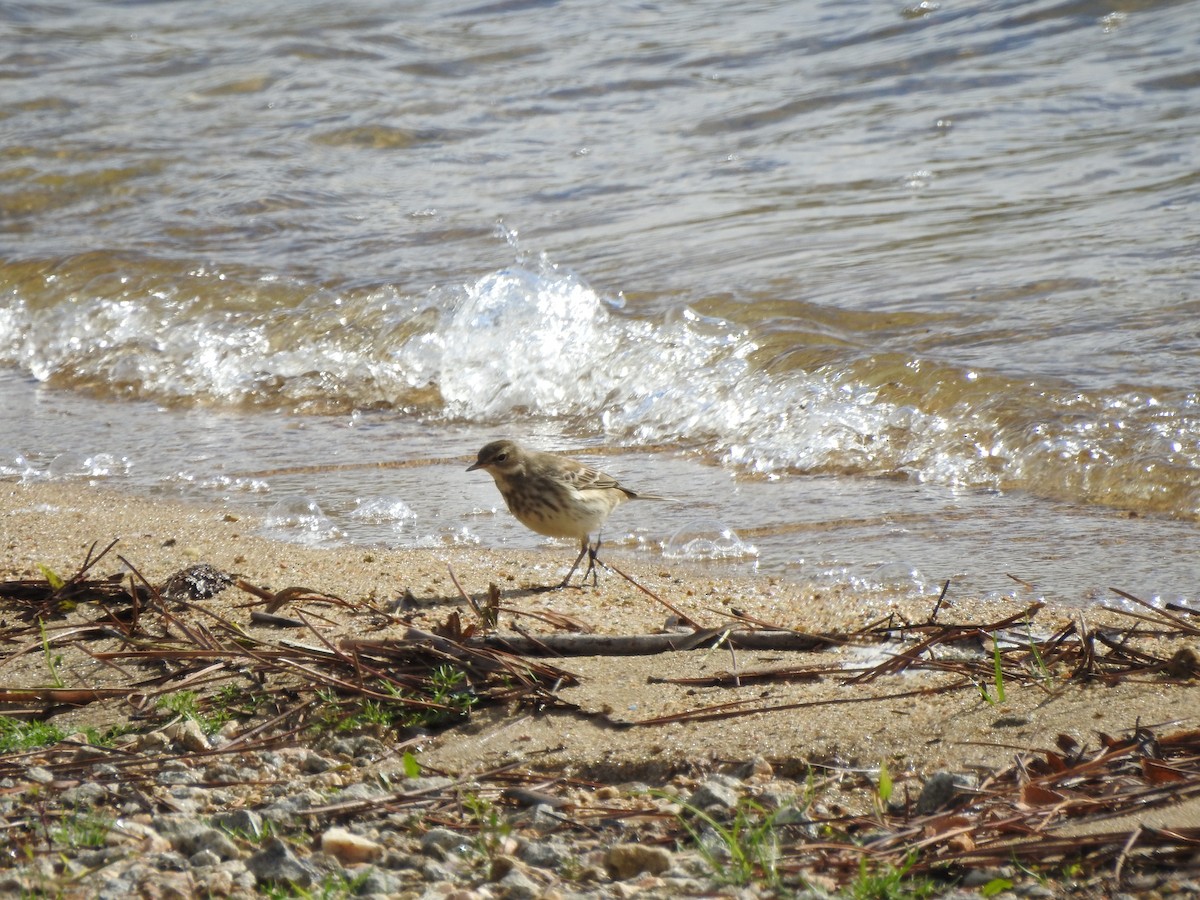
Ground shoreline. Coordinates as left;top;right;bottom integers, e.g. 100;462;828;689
3;480;1200;896
3;480;1198;776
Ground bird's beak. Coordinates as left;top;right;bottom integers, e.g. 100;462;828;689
466;460;484;472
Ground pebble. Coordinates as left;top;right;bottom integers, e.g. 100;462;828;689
164;718;211;752
519;837;567;871
915;771;965;815
321;825;384;864
6;739;1187;900
25;766;54;785
1018;885;1056;898
498;865;542;899
211;807;264;840
686;776;741;812
962;867;1014;888
604;843;673;879
245;837;316;887
422;826;472;858
149;850;189;871
63;781;108;805
189;848;222;868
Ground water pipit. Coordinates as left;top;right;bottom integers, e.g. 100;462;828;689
467;439;664;588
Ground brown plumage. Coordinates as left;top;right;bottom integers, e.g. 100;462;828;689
467;439;663;588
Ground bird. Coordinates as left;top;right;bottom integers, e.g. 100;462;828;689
467;439;664;589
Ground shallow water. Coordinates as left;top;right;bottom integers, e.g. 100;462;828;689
2;0;1198;605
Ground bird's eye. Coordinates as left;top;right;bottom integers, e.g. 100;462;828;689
495;453;507;462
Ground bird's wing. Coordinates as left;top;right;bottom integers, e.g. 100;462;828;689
560;463;623;492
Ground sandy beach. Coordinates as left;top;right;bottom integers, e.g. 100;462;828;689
3;479;1199;896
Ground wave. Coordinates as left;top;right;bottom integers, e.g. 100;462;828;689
1;251;1197;519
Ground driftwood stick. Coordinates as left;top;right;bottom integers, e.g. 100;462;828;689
468;628;831;657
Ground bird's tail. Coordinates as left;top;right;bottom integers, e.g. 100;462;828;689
622;489;673;501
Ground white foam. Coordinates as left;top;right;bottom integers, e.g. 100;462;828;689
2;255;1197;519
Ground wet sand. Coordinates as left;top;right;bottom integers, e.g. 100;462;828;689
4;479;1198;788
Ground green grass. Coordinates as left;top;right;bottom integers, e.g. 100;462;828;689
462;793;512;861
0;715;136;753
157;685;263;736
671;795;780;888
39;619;66;689
847;854;940;900
0;715;67;752
312;664;478;735
259;870;371;900
52;811;113;850
977;632;1008;705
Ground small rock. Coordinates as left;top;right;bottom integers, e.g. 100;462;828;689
153;816;209;853
687;778;740;811
605;843;673;879
1018;885;1055;898
134;731;171;754
915;772;964;815
73;744;111;764
353;867;405;895
156;769;200;786
63;781;108;806
499;865;541;899
211;809;264;840
520;838;566;871
382;848;421;870
527;802;565;835
149;851;189;872
962;867;1012;888
246;837;315;887
75;847;122;869
328;781;385;804
735;756;774;781
421;827;470;858
407;775;454;792
194;867;234;896
108;820;171;853
189;848;222;868
193;828;241;861
321;826;383;864
165;718;211;752
1121;873;1159;892
202;763;242;787
773;803;813;828
260;789;325;825
299;749;334;773
421;859;458;883
25;766;54;785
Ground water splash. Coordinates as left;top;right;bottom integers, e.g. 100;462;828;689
2;252;1198;520
262;497;345;546
662;519;758;562
47;452;131;480
0;449;38;481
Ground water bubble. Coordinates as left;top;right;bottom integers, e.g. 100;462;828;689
446;526;480;546
0;449;36;480
350;497;417;526
662;519;757;561
48;452;130;479
867;561;932;594
201;475;270;494
48;452;89;478
262;497;344;546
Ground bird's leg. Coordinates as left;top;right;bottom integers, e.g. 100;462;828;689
580;537;603;587
555;538;591;590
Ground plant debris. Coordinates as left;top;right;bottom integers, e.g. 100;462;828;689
1;544;1198;896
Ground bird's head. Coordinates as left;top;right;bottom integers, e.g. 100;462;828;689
467;440;524;476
